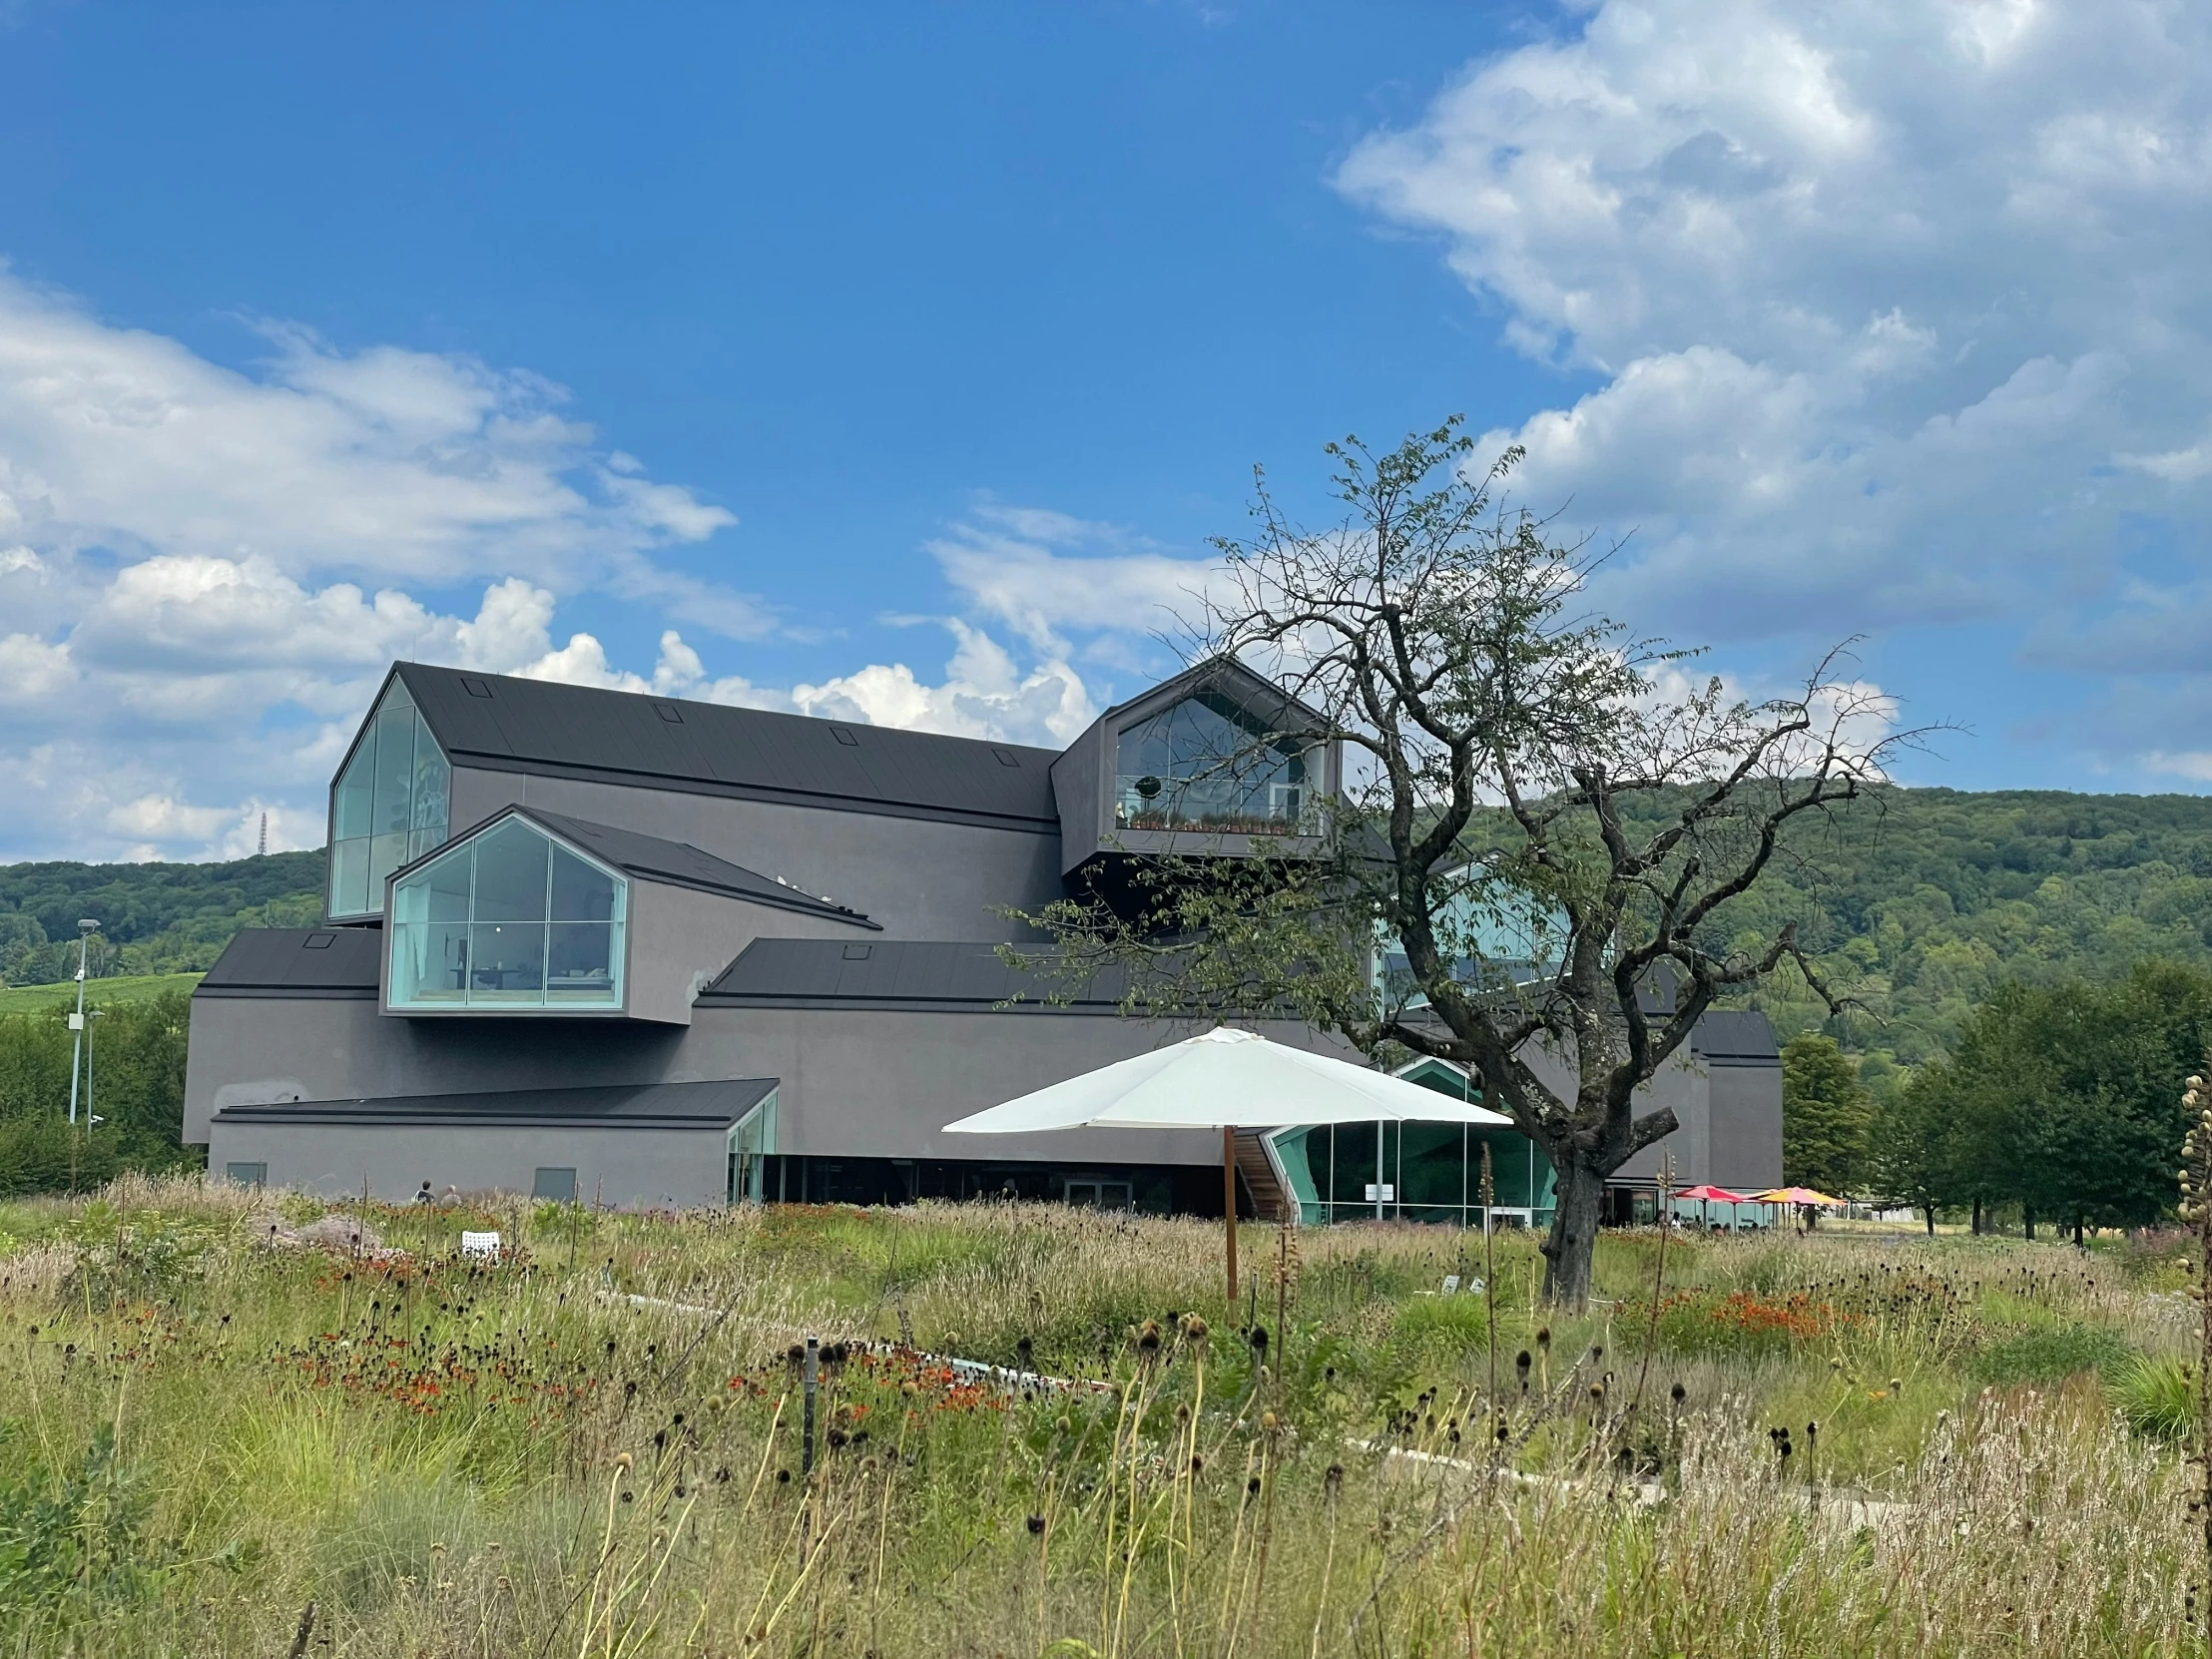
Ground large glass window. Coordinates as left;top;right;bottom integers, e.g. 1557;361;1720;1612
1271;1117;1557;1228
388;816;627;1010
327;680;451;918
1113;692;1319;834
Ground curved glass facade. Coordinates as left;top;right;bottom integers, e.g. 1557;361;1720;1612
1272;1119;1557;1229
1269;1064;1556;1228
1113;692;1316;834
327;680;450;919
387;816;627;1010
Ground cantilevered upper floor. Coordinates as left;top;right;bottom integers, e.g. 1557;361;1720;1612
319;657;1346;954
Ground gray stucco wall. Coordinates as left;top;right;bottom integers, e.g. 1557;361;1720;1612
187;995;684;1143
1703;1056;1786;1192
214;1120;729;1208
446;769;1063;942
190;990;1329;1169
619;883;862;1025
191;977;1763;1205
1509;1040;1714;1187
1614;1059;1712;1187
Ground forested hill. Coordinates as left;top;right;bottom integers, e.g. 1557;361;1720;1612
5;787;2212;1065
1674;787;2212;1074
0;850;323;984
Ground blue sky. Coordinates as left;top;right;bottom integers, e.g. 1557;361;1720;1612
1;0;2208;859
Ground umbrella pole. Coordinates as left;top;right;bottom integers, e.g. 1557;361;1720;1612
1223;1126;1239;1308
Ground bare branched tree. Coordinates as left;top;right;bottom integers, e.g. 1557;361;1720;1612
1010;419;1935;1308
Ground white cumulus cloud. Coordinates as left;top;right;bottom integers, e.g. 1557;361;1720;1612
1336;0;2212;774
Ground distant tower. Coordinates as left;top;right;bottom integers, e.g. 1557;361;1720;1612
258;812;268;857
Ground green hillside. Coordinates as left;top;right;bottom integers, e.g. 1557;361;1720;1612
0;972;206;1018
4;787;2212;1077
0;849;323;985
1656;787;2212;1072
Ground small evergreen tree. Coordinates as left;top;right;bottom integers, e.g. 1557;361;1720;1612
1781;1033;1875;1196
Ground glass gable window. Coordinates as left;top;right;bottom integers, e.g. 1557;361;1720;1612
1114;691;1318;834
388;817;627;1010
327;680;451;919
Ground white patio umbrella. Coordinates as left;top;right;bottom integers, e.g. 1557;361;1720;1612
943;1027;1513;1303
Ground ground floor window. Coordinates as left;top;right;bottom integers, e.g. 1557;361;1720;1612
1270;1122;1557;1228
728;1091;779;1205
1064;1179;1134;1210
225;1162;268;1187
532;1167;578;1202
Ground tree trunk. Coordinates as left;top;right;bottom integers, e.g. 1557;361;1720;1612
1539;1158;1607;1308
1971;1197;1982;1236
2023;1204;2035;1241
1924;1204;1936;1238
2073;1212;2085;1248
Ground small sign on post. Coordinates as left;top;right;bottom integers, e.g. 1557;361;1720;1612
1364;1183;1395;1203
802;1337;820;1476
460;1231;501;1260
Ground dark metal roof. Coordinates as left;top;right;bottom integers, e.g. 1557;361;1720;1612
427;807;878;928
211;1077;776;1130
1689;1009;1782;1065
391;663;1061;831
699;937;1132;1013
196;927;381;998
1090;653;1333;734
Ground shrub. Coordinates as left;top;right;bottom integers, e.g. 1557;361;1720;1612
2108;1354;2195;1440
1393;1291;1488;1357
0;1427;175;1636
1968;1322;2133;1388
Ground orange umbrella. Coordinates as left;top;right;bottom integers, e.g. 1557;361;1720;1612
1752;1186;1845;1206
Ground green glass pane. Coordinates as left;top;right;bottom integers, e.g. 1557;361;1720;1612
472;820;550;922
467;921;545;1001
333;744;374;840
399;918;471;1002
366;831;409;904
393;842;472;926
411;742;449;831
546;923;618;1000
328;836;370;917
1399;1123;1466;1208
550;844;617;920
1330;1123;1380;1206
1113;694;1310;832
370;708;415;835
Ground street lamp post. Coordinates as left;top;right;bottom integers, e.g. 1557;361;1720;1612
86;1008;105;1133
66;919;97;1128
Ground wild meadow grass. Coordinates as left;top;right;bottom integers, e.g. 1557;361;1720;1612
0;1176;2200;1655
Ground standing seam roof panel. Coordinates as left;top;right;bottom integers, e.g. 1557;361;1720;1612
394;663;1059;822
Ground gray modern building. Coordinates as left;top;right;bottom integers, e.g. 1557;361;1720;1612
185;659;1782;1216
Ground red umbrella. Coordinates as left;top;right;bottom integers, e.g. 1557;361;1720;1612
1675;1183;1750;1229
